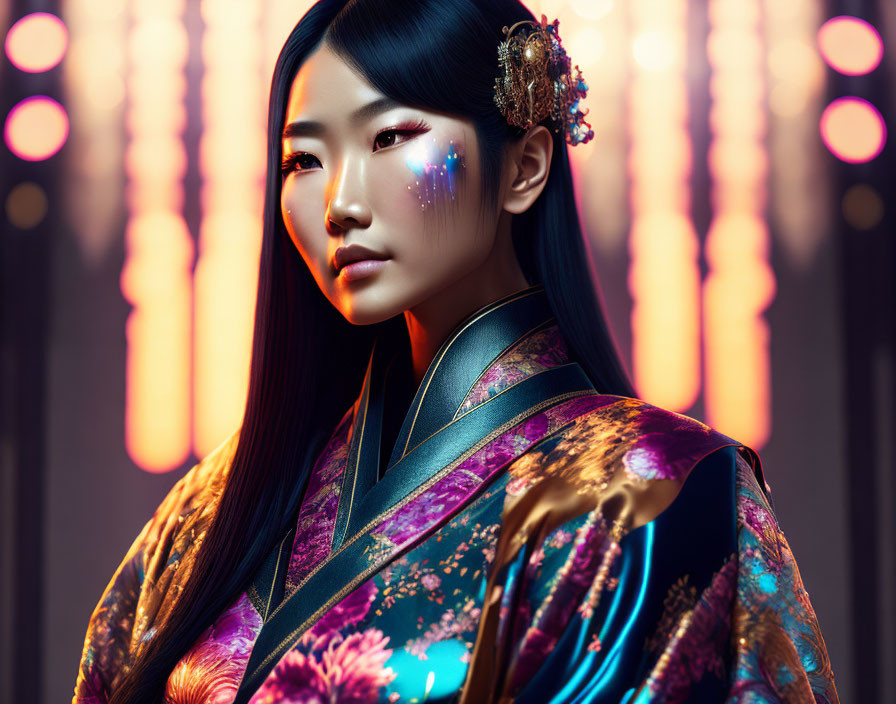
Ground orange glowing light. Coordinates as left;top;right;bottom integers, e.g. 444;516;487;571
627;0;700;411
120;213;194;473
818;16;883;76
4;12;68;72
820;97;886;163
4;96;69;161
704;0;773;449
570;0;613;22
632;30;677;72
194;0;264;457
124;0;193;473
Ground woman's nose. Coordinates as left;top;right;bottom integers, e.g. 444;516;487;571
325;157;372;234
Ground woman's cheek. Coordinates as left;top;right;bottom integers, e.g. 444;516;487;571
281;179;329;278
369;135;468;260
402;135;467;213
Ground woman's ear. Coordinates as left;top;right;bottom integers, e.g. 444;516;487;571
501;125;554;215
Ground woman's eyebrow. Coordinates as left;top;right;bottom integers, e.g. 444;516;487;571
282;97;404;140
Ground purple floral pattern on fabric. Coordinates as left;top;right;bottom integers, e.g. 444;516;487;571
75;313;838;703
621;407;724;481
639;558;738;703
249;580;396;704
508;509;618;689
310;580;378;639
248;629;396;704
164;592;263;704
285;408;354;590
630;453;838;704
372;394;610;547
726;454;838;704
457;324;570;415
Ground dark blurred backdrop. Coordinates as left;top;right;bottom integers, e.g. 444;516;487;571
2;0;894;702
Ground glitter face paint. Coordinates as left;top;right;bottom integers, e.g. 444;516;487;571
404;136;467;211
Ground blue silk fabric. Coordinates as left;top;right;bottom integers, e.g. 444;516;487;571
74;287;838;703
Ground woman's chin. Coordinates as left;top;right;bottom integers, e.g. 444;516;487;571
333;292;407;327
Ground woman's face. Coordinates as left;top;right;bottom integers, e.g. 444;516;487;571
280;44;502;325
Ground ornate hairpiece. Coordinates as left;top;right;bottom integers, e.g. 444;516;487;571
494;15;594;146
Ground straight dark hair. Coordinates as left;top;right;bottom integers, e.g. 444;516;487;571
111;0;634;699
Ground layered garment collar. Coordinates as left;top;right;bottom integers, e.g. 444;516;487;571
330;285;590;550
233;286;598;699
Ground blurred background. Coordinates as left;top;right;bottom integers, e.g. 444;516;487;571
1;0;893;701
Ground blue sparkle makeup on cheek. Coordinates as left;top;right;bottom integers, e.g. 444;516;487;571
404;137;466;210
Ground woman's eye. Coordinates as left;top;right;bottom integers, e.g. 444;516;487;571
374;129;410;151
373;122;429;152
281;152;321;174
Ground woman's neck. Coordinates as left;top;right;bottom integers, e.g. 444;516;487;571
403;215;529;386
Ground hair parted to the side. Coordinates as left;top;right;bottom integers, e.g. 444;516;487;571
109;0;634;699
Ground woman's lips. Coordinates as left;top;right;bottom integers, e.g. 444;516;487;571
338;258;388;282
333;243;390;282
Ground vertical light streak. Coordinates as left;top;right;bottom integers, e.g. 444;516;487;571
627;0;700;411
194;0;265;457
261;0;315;87
765;0;827;270
704;0;774;447
120;0;192;472
61;0;127;267
567;0;630;253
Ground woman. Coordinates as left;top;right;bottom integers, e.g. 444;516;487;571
74;1;838;702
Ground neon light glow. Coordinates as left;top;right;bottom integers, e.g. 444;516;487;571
4;12;68;73
704;0;774;448
405;138;466;210
820;97;887;164
549;524;654;702
764;0;828;273
61;0;128;267
194;0;265;457
627;0;700;412
122;0;192;472
817;15;884;76
4;96;69;161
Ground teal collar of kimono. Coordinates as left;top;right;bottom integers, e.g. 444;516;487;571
330;285;593;549
235;287;596;700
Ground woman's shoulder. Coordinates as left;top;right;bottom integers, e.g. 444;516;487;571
137;427;241;557
509;393;762;530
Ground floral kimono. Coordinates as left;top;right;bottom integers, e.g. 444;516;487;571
74;286;838;704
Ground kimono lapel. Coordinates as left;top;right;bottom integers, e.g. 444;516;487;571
233;287;600;702
331;286;556;550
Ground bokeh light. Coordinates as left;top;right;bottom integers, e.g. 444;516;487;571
842;183;884;230
703;0;773;449
817;15;884;76
123;0;192;473
4;12;68;73
632;30;677;72
628;0;700;412
569;0;614;22
4;96;70;161
820;96;886;163
5;182;49;229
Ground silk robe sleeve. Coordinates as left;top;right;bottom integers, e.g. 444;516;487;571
72;431;239;703
467;446;838;704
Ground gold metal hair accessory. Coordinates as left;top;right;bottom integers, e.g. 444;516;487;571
494;15;594;146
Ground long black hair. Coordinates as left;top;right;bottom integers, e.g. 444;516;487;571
111;0;634;699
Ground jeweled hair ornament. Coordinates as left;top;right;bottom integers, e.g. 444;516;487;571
494;15;594;146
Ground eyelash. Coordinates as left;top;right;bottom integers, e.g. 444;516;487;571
280;118;431;175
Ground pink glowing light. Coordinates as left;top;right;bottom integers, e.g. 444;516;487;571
817;16;883;76
4;95;69;161
5;12;68;73
820;96;886;163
